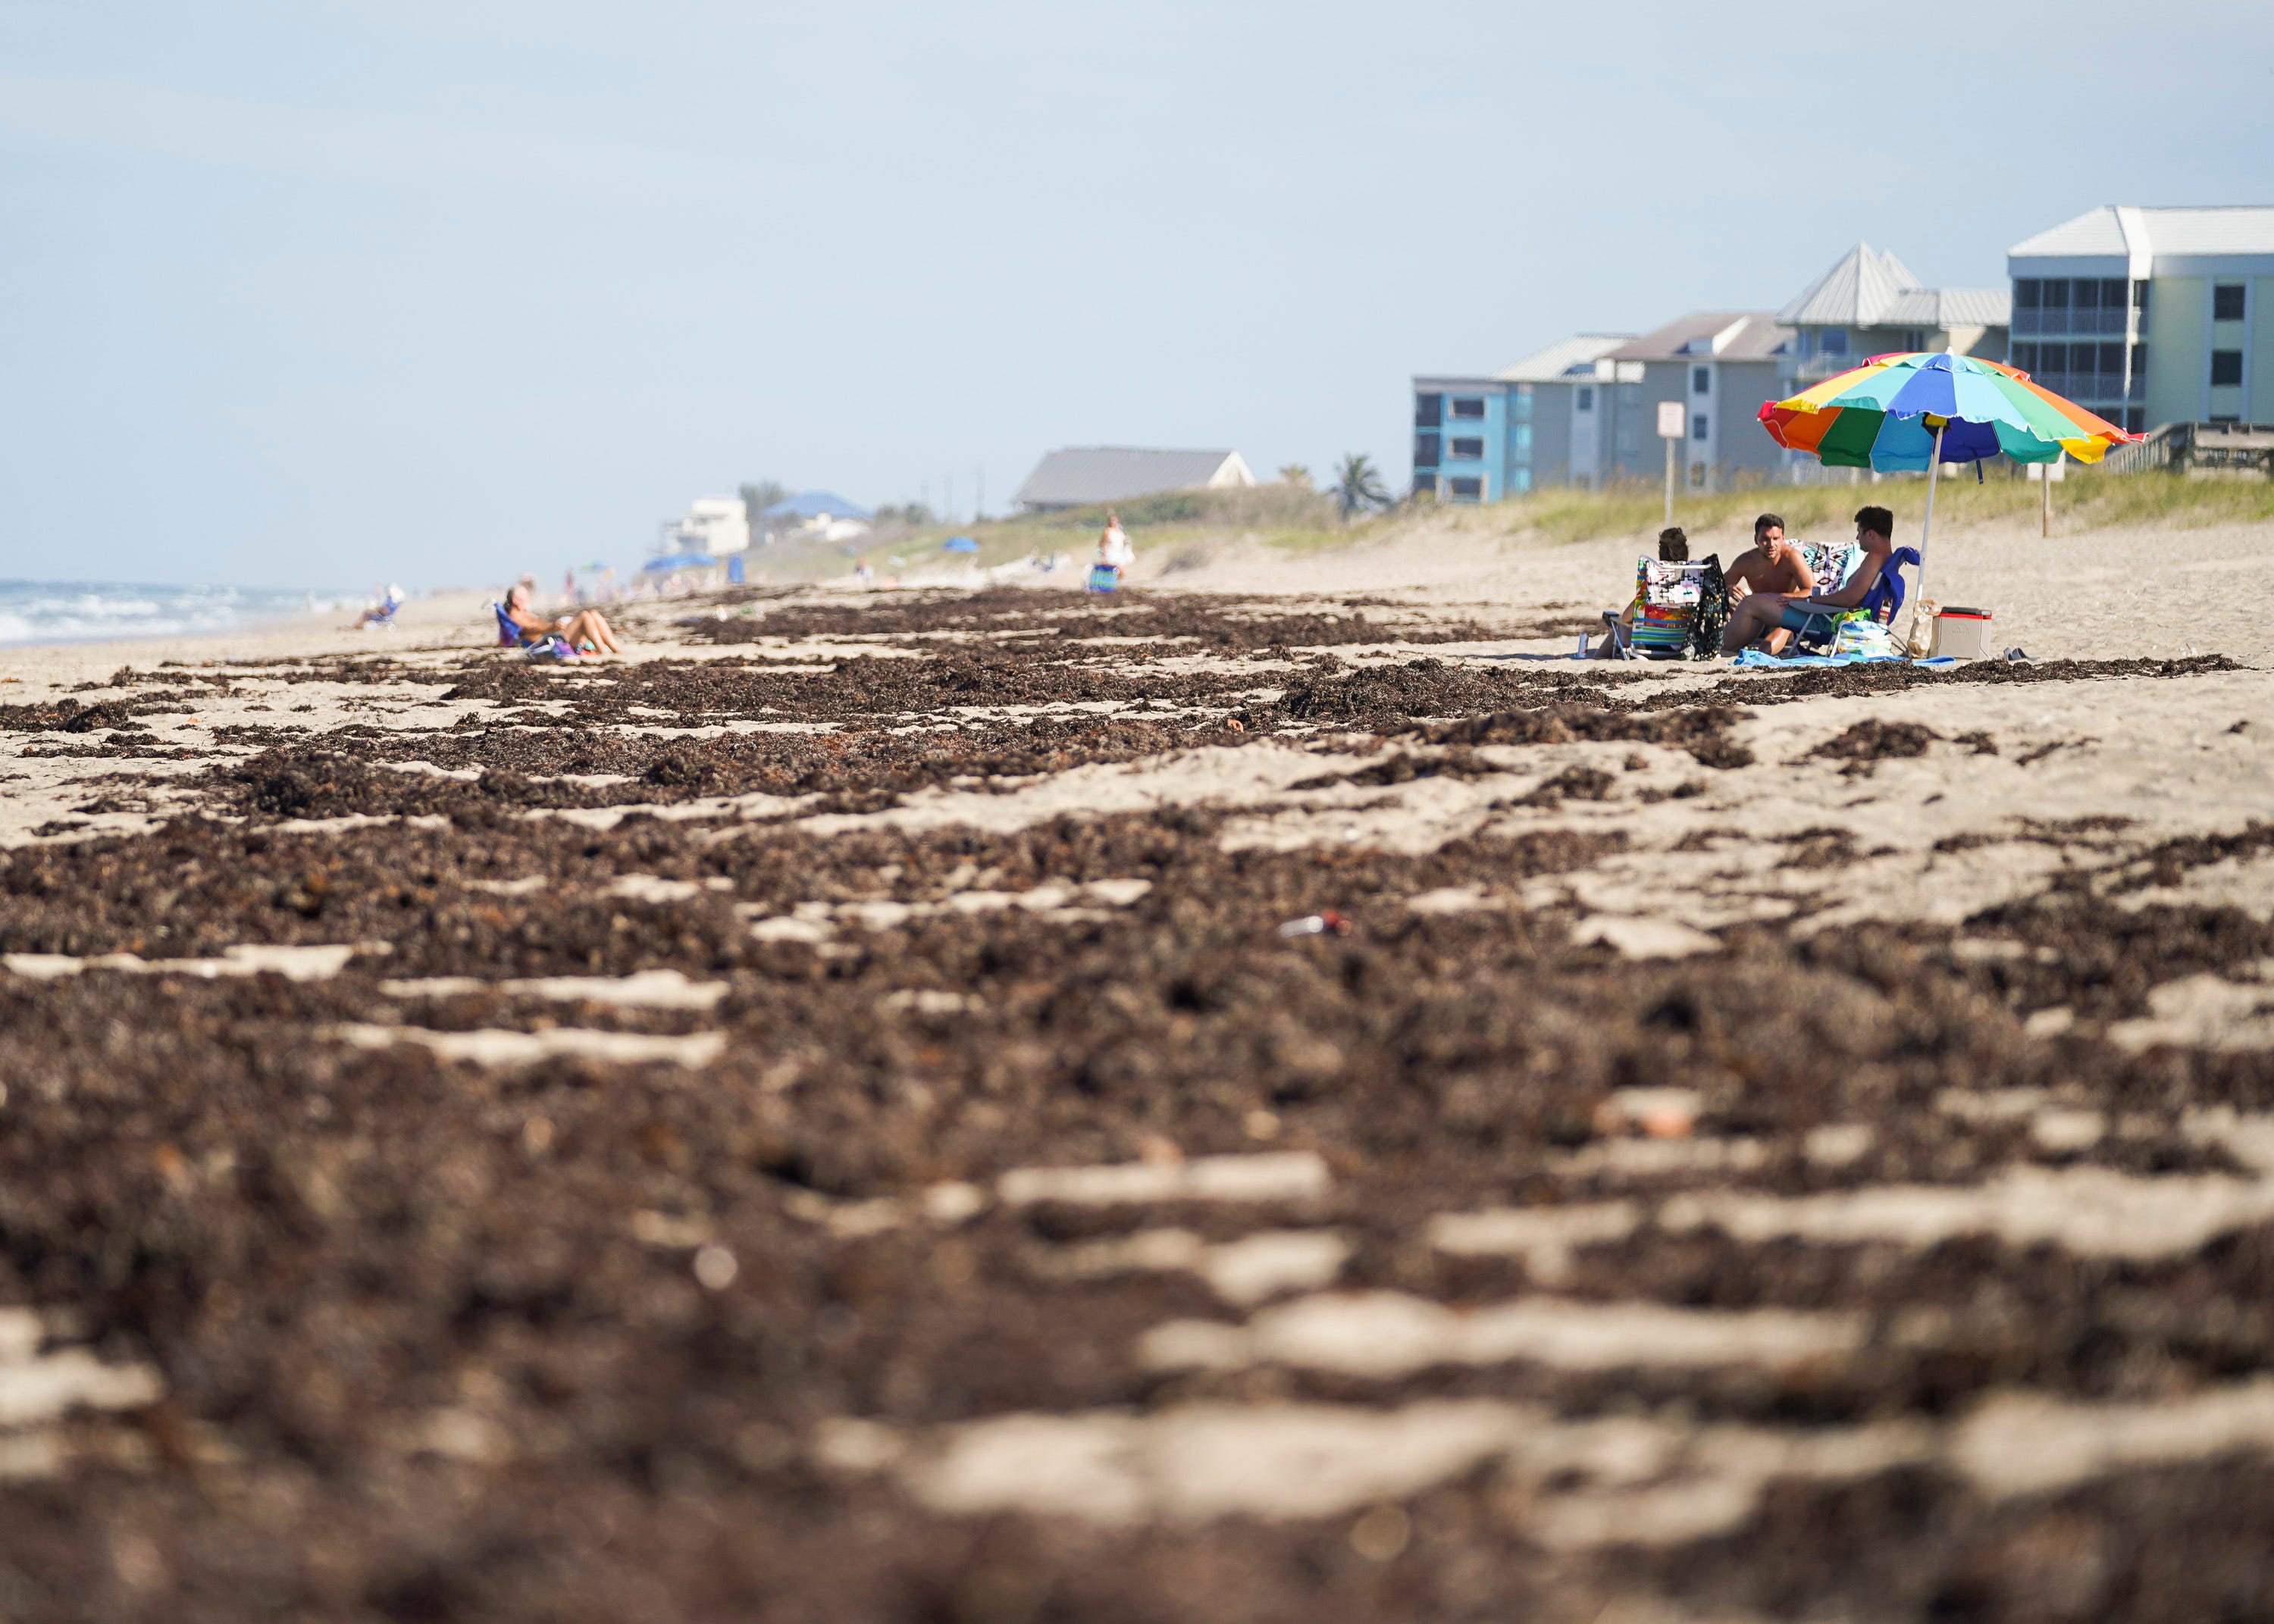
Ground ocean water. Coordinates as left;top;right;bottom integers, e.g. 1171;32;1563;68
0;579;343;648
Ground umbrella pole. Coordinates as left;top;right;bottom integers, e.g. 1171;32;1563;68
1910;421;1946;649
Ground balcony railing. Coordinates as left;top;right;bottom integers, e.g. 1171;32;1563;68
2013;308;2131;336
2031;372;2141;405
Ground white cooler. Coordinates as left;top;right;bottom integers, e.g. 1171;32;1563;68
1931;607;1993;660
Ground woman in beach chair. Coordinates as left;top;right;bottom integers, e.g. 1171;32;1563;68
349;585;403;629
1595;527;1706;659
500;582;623;655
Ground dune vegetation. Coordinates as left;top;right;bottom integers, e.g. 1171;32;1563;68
747;465;2274;584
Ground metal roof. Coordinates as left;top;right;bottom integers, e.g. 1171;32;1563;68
2009;205;2274;261
1609;313;1790;363
1777;243;1920;325
1778;243;2009;328
1013;448;1250;509
1492;333;1633;383
1882;286;2011;327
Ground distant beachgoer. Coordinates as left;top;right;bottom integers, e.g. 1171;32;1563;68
1592;528;1688;656
1723;505;1895;656
349;584;403;629
1098;511;1133;577
506;581;622;655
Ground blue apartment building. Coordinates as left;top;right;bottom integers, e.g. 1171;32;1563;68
1411;378;1524;502
1411;336;1630;501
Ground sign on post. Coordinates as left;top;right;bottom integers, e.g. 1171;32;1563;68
1655;402;1684;525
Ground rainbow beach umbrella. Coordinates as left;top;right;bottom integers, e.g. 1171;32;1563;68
1758;350;2141;635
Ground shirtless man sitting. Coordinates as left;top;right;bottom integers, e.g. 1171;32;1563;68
1718;512;1812;653
1722;505;1896;656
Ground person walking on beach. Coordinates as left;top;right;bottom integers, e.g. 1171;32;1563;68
1722;505;1895;655
1098;511;1133;581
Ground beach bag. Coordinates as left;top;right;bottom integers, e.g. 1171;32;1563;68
1687;557;1730;660
1905;597;1939;658
1085;564;1120;593
1831;615;1900;661
522;634;581;662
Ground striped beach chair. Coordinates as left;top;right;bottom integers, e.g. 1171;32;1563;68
1602;558;1708;660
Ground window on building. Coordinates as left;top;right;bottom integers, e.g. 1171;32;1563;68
1449;437;1484;460
2013;342;2038;373
1821;328;1849;356
1576;386;1594;411
1412;473;1437;497
2211;413;2241;425
2214;284;2247;322
2072;280;2099;313
2098;342;2124;377
1903;329;1927;352
2211;350;2244;387
2014;279;2041;311
1414;393;1442;429
1513;424;1533;453
2134;280;2151;314
2131;342;2147;376
1451;397;1486;419
1448;477;1483;501
2072;342;2100;374
2102;279;2127;311
1691;366;1710;394
2126;408;2144;433
1413;433;1439;468
1691;414;1709;441
2043;280;2069;309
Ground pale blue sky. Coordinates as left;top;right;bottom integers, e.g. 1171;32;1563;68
2;1;2268;588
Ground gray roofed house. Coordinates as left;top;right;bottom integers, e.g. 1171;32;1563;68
1013;447;1256;512
1493;333;1633;383
1778;243;2009;383
1609;312;1792;364
1590;314;1794;492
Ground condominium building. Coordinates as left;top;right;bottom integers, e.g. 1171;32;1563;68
1411;335;1629;501
2007;205;2274;432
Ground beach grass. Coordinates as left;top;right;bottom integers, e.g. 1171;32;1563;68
743;468;2273;583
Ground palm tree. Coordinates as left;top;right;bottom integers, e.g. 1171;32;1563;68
1332;453;1391;520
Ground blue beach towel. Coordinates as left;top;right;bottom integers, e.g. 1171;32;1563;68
1733;649;1958;671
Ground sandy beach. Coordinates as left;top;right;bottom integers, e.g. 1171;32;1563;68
5;515;2274;1621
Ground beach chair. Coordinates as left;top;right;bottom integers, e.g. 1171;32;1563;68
493;602;524;646
1600;558;1709;660
1788;546;1922;656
